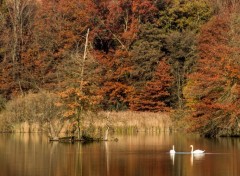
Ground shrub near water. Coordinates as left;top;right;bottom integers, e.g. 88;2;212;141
0;91;64;132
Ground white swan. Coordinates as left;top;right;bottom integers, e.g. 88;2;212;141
170;151;175;165
190;145;205;154
170;145;176;154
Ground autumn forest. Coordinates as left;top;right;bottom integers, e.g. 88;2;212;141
0;0;240;138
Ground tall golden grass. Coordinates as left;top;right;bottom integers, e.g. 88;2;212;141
0;91;173;134
1;111;173;134
94;111;173;133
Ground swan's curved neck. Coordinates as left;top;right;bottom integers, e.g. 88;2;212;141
190;146;193;153
173;146;175;150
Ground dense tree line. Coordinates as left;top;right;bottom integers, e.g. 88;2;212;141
0;0;239;136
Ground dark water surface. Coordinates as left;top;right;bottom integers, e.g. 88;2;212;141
0;132;240;176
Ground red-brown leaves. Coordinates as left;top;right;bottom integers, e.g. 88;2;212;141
132;0;158;22
95;49;134;110
185;8;240;136
130;59;173;112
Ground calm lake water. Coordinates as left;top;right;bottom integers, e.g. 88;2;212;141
0;132;240;176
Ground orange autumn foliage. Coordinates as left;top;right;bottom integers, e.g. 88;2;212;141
184;7;240;136
130;59;173;112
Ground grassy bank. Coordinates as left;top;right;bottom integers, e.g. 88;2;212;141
96;111;172;134
0;91;173;136
1;111;173;135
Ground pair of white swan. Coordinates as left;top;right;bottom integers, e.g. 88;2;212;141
170;145;205;154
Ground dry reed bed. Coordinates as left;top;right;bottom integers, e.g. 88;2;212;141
94;111;173;132
0;91;173;133
6;111;173;134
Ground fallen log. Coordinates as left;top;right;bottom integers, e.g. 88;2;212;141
49;135;118;143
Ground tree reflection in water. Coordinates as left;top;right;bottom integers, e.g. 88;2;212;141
0;133;239;176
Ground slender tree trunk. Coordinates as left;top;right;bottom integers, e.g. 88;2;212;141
77;106;83;140
104;112;110;140
7;0;33;94
104;127;109;141
79;28;89;91
177;65;183;109
124;10;128;32
77;29;89;140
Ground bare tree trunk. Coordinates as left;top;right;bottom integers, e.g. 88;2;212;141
177;66;183;109
48;120;65;140
79;28;89;91
77;106;83;140
124;10;128;32
8;0;20;87
6;0;34;93
104;127;109;141
48;121;58;140
77;29;89;140
104;112;110;140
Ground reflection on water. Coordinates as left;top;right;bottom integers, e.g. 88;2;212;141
190;153;205;166
170;152;205;166
170;153;175;165
0;133;239;176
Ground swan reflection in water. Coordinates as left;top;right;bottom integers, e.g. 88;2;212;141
169;152;205;166
190;153;205;166
170;152;175;165
189;144;205;166
169;145;205;166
